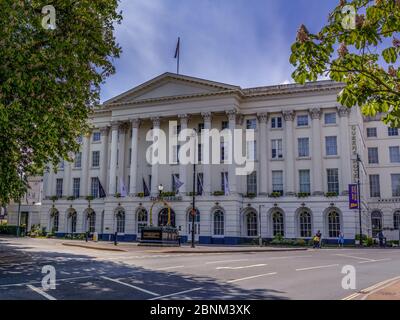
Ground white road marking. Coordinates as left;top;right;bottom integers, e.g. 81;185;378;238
205;259;248;265
100;276;159;297
154;266;185;271
149;287;203;300
216;264;267;270
342;276;400;300
227;272;277;283
268;255;313;260
334;254;374;261
295;264;339;271
0;275;93;288
358;258;391;264
27;285;56;300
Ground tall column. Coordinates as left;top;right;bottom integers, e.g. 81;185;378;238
178;114;189;194
109;122;119;195
309;108;323;195
63;160;71;197
150;117;160;195
80;133;90;197
283;110;295;196
338;106;351;195
226;110;237;194
257;113;268;196
99;126;109;191
118;123;128;191
129;119;140;196
202;112;212;195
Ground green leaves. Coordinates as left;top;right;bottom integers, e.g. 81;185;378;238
0;0;122;204
290;0;399;127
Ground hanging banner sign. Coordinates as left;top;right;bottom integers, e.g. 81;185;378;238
349;184;359;209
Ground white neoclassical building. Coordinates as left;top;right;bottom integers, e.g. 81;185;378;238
24;73;400;244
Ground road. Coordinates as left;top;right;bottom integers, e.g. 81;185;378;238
1;237;400;300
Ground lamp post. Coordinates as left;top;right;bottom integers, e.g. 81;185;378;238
191;129;197;248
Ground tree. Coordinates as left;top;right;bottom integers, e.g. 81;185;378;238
0;1;122;204
290;0;399;125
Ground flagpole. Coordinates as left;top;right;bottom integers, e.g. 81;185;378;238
177;38;180;75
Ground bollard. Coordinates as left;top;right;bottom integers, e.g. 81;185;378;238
85;232;88;242
114;232;118;246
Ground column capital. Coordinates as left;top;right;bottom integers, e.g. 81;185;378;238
309;108;322;120
226;109;237;121
151;117;161;127
282;110;295;121
110;121;120;130
257;113;269;124
201;112;212;122
178;114;190;125
130;118;141;129
338;106;351;118
99;126;110;136
118;122;130;134
236;114;244;126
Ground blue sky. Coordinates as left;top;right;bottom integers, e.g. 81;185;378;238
100;0;339;102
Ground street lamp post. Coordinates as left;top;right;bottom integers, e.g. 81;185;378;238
191;129;197;248
258;204;264;247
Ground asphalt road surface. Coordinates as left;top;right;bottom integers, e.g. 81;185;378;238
1;237;400;300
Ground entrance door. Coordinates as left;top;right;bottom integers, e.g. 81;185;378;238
20;212;29;229
188;210;200;242
371;211;382;238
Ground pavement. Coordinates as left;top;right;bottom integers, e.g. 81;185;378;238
1;236;400;300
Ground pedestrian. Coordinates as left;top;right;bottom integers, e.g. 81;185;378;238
378;230;385;248
316;230;322;248
338;232;345;248
312;234;320;249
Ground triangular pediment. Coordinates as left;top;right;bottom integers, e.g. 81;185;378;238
104;73;240;105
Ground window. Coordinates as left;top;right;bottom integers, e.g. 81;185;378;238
388;127;399;136
368;147;379;164
74;152;82;168
91;177;99;198
213;210;224;235
271;139;283;159
92;151;100;167
56;179;63;198
246;119;257;130
299;211;312;238
391;174;400;197
389;146;400;163
247;171;257;195
394;211;400;230
367;128;377;138
371;211;382;237
297;115;309;127
58;160;64;170
328;211;341;238
325;136;338;156
324;113;336;125
72;178;80;198
298;138;309;157
92;132;101;142
221;121;228;130
299;170;311;194
272;171;284;194
272;211;284;237
116;209;125;233
137;209;148;236
129;148;132;165
327;169;339;194
197;173;203;195
221;172;228;194
52;210;59;232
70;212;77;233
88;211;96;233
198;143;202;162
76;135;83;144
246;141;256;160
246;212;258;237
271;117;282;129
369;175;380;197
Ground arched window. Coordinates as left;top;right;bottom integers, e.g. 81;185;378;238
137;209;148;235
328;211;341;238
116;209;125;233
246;212;258;237
51;209;59;232
213;210;224;235
299;211;312;238
394;211;400;230
88;212;96;233
272;211;284;237
158;208;176;227
371;211;382;237
70;212;77;233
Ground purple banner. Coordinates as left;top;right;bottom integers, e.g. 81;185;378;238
349;184;359;210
